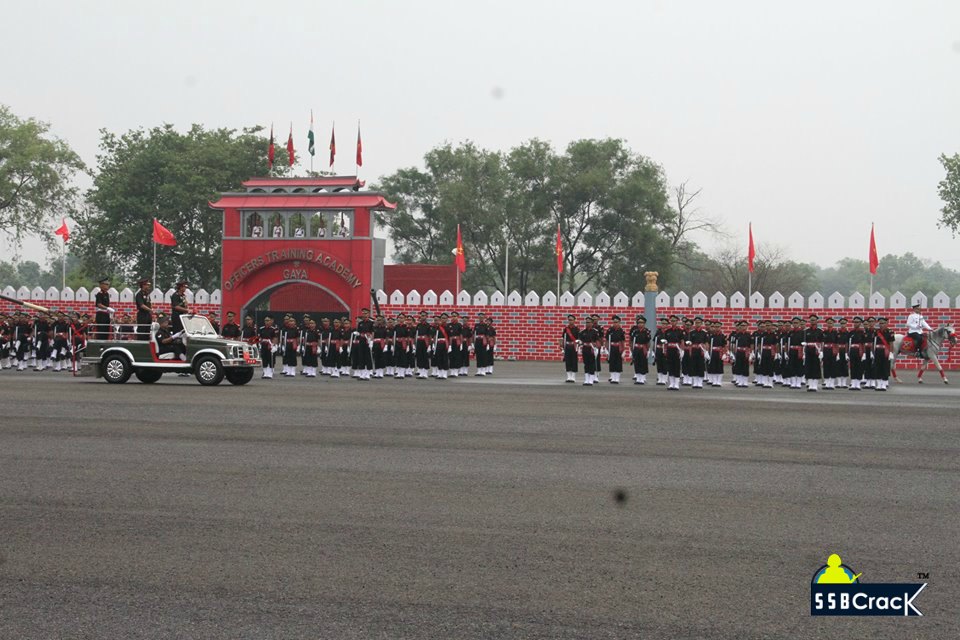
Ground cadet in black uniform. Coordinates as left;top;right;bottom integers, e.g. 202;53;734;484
579;317;599;386
391;315;407;379
354;308;375;380
280;316;299;377
340;317;354;376
785;317;805;389
846;316;867;390
630;315;651;385
482;315;497;376
318;317;333;376
240;315;257;344
654;317;668;385
33;312;52;370
862;317;877;389
221;312;240;339
433;313;452;379
686;316;708;389
591;314;603;375
415;312;432;378
605;315;626;384
803;314;824;391
135;279;153;341
258;316;277;379
382;316;396;377
52;312;72;372
447;312;463;377
661;315;685;390
729;320;751;387
562;314;580;383
873;317;894;391
821;317;840;390
302;318;320;377
706;319;726;386
473;312;488;376
757;320;778;388
836;317;850;388
94;278;113;339
459;316;473;377
371;315;388;378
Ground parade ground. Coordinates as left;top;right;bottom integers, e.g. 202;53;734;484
1;363;957;639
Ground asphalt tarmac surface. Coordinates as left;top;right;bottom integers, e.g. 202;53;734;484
1;363;958;639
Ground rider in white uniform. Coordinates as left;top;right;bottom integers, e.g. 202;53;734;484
906;303;932;356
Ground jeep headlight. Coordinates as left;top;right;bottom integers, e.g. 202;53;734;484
229;345;239;359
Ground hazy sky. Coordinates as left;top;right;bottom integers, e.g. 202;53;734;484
3;0;960;271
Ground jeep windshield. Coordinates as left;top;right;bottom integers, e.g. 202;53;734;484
181;315;218;337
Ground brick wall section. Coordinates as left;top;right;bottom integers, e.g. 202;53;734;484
379;304;960;371
0;301;221;322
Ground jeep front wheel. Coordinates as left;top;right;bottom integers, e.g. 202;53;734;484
225;368;254;386
195;356;224;386
135;369;163;384
102;354;132;384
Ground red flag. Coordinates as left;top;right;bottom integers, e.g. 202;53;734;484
455;224;466;273
286;123;295;166
555;224;563;274
869;223;879;275
748;223;756;274
356;123;363;167
329;124;336;168
152;218;177;246
267;123;275;169
54;218;70;243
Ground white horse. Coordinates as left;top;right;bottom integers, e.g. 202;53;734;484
891;325;957;384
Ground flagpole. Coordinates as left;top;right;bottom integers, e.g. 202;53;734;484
153;241;157;287
62;240;66;291
748;271;752;302
504;243;509;294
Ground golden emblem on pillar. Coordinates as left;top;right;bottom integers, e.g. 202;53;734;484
644;271;659;292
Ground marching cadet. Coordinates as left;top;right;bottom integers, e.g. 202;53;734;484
383;316;396;377
562;314;580;383
482;315;497;375
360;308;377;379
605;315;627;384
340;316;353;377
372;315;388;378
71;313;88;365
655;317;668;385
757;320;779;388
14;313;34;371
52;311;72;372
784;317;804;389
328;318;343;378
706;319;726;387
301;318;320;377
751;320;763;385
836;317;850;388
415;312;433;378
630;315;651;385
135;278;153;341
34;311;52;370
729;320;751;388
170;280;189;333
660;314;685;391
579;317;600;385
872;317;894;391
258;315;278;379
93;278;114;339
460;315;473;377
0;313;10;368
862;317;877;389
447;312;463;377
433;313;452;379
680;317;693;385
846;316;867;390
473;312;488;376
318;317;334;376
221;312;240;339
821;317;840;390
280;315;300;376
686;316;708;389
591;313;604;375
403;315;417;378
803;314;824;392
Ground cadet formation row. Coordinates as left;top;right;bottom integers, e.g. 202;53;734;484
561;313;899;391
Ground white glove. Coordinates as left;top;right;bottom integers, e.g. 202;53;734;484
492;346;497;353
889;354;895;362
818;352;823;361
685;340;691;345
861;354;866;361
801;341;807;346
106;307;116;314
748;354;755;363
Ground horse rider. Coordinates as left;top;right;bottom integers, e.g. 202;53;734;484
906;303;933;357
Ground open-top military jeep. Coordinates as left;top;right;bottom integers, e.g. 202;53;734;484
79;314;259;385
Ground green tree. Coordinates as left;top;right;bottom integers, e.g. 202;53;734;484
76;124;281;291
938;153;960;236
0;105;85;252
